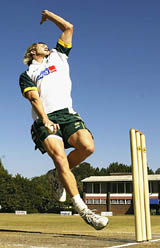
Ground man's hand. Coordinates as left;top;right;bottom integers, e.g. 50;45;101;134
42;117;60;134
40;10;49;25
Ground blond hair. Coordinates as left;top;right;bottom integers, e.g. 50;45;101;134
23;43;38;66
24;42;48;66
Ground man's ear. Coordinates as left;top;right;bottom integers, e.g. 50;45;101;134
31;50;36;55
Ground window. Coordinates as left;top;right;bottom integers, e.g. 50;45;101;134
111;183;117;193
118;183;124;193
86;199;93;204
94;183;100;193
152;182;158;193
119;199;125;204
86;198;132;205
126;182;132;193
101;199;106;204
149;181;152;193
86;199;106;205
101;183;108;193
149;181;159;193
94;199;100;204
110;199;132;205
110;182;133;193
111;199;117;204
126;199;132;204
85;183;93;193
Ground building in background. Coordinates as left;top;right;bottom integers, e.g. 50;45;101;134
82;174;160;215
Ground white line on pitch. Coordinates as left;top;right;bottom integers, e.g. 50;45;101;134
31;246;50;248
107;243;138;248
108;238;160;248
150;238;160;242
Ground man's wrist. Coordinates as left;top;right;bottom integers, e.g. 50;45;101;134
45;10;52;18
42;116;49;123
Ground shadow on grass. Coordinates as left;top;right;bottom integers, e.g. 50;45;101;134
0;229;42;234
0;229;135;244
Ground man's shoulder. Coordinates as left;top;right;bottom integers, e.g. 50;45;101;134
19;70;28;77
56;41;72;57
19;69;36;96
19;70;31;83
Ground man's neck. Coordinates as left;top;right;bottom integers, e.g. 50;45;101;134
33;55;44;64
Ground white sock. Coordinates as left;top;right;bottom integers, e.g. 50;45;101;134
72;194;88;213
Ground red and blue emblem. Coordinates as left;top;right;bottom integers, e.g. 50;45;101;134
37;65;57;81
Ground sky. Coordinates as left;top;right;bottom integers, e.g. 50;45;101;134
0;0;160;178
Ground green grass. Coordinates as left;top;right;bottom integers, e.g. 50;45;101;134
0;214;159;233
0;214;159;247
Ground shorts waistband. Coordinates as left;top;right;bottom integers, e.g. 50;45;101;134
48;107;76;116
34;108;76;124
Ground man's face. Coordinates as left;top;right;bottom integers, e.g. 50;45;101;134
34;43;50;57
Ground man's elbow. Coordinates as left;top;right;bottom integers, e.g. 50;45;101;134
69;23;74;31
26;91;39;103
69;24;74;35
66;23;74;32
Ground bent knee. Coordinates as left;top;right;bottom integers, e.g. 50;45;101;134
84;142;95;156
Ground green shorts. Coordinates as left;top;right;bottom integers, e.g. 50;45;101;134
31;108;92;154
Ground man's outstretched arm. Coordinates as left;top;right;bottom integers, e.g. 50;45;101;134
25;90;59;133
40;10;73;46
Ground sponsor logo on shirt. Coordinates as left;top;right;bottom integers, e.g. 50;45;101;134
37;65;57;81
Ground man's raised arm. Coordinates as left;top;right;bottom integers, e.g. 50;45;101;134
40;10;73;45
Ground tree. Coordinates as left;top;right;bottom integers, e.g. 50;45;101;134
147;167;154;175
0;158;156;213
99;168;108;176
72;162;95;195
155;168;160;174
106;162;132;174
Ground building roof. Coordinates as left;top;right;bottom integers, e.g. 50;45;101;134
81;174;160;182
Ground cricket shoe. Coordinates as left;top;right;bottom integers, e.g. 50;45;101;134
47;169;66;202
79;208;108;230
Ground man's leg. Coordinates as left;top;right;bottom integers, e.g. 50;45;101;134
67;129;94;169
43;135;108;230
43;136;79;197
44;135;92;212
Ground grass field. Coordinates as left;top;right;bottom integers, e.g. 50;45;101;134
0;214;159;248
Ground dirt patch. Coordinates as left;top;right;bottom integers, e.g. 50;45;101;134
0;230;159;248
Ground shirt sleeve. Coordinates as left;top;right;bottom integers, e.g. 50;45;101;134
19;71;38;97
55;39;72;56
